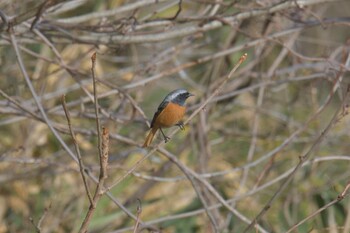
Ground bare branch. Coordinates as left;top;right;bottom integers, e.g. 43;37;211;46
54;0;342;44
132;199;142;233
286;181;350;233
62;94;93;204
79;127;110;233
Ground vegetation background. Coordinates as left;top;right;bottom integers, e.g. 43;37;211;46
1;0;350;232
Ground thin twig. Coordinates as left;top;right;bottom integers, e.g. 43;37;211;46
286;181;350;233
29;217;41;233
91;52;103;170
37;203;51;230
29;202;51;233
0;88;41;121
133;199;142;233
62;94;93;204
30;0;50;30
79;127;110;233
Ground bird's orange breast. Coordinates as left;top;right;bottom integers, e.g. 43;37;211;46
154;102;186;128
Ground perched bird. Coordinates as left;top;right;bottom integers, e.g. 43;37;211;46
143;89;193;147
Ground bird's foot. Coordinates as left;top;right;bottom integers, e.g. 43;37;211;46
160;128;170;143
176;122;185;130
164;136;171;143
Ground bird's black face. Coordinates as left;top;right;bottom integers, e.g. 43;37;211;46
164;89;193;106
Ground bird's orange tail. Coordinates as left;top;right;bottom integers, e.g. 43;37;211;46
142;127;158;147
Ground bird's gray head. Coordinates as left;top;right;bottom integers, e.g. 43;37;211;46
164;89;193;106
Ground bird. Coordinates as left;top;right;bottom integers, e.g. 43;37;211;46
142;89;194;147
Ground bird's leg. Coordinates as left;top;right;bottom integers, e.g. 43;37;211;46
159;128;170;143
176;122;185;130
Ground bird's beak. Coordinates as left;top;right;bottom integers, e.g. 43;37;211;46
188;93;194;97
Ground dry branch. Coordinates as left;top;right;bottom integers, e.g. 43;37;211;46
62;94;93;204
79;127;110;233
2;0;350;232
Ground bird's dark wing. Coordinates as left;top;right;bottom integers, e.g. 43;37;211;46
150;100;169;128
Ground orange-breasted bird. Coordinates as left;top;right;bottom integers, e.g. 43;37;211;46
143;89;194;147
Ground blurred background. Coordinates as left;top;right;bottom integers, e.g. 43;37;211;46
1;0;350;232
